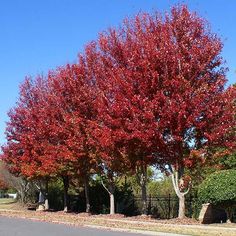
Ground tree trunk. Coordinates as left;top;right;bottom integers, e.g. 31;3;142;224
137;164;148;215
19;185;25;204
63;176;69;212
109;192;115;215
226;207;233;223
178;195;185;219
84;177;90;213
170;166;189;219
44;180;49;210
101;176;116;215
38;191;44;203
38;190;45;211
108;181;116;215
141;179;147;215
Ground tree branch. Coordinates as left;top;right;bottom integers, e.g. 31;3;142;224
101;178;111;195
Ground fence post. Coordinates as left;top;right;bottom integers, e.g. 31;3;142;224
168;193;171;219
148;194;152;215
189;194;193;217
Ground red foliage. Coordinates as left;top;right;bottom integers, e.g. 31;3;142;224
46;63;98;177
179;175;192;191
2;77;59;177
2;63;97;180
2;5;235;185
85;5;235;171
183;150;205;168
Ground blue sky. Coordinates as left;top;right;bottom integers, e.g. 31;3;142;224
0;0;235;144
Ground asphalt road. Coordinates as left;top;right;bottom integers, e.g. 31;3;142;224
0;216;145;236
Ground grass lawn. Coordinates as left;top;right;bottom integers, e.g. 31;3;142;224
0;198;16;204
0;198;23;210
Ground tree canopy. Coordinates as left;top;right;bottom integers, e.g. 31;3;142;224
2;5;235;217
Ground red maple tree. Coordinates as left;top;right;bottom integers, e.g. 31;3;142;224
46;63;98;212
84;5;235;217
2;77;60;209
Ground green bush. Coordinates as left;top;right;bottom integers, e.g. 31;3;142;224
198;170;236;222
48;179;64;210
191;197;202;219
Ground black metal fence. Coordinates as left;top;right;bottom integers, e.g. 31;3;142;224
67;192;197;219
131;194;196;218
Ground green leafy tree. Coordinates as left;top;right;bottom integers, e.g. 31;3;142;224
148;176;175;197
220;152;236;169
